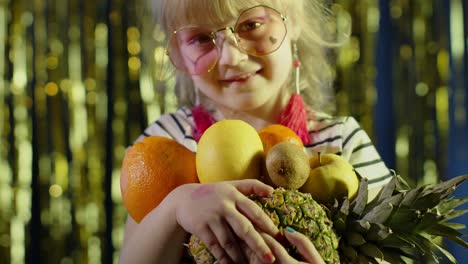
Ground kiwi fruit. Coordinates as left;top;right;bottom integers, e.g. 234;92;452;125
265;141;310;189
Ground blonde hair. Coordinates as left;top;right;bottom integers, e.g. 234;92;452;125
151;0;348;114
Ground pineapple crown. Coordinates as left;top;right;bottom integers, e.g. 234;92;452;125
331;173;468;264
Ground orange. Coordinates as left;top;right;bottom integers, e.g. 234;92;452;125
258;124;303;153
120;136;198;222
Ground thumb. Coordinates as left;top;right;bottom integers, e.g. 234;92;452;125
230;179;274;196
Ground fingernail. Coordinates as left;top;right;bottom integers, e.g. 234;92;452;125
286;227;295;233
263;253;275;263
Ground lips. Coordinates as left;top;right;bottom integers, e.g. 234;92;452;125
221;69;262;83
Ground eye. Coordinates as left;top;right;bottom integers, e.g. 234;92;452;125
237;20;264;33
187;33;213;45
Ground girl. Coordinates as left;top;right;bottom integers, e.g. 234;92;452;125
120;0;393;263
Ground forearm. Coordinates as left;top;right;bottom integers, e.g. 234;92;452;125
119;197;187;263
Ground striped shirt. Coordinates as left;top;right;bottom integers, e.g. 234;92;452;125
136;106;393;190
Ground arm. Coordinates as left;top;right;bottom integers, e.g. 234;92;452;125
120;180;280;264
119;189;187;263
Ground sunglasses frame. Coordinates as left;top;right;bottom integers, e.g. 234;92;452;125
166;5;288;75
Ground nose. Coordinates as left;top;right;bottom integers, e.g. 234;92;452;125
215;29;248;66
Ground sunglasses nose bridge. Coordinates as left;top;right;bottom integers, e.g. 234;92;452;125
213;27;239;48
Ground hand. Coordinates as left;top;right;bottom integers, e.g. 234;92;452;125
245;227;325;264
170;179;279;264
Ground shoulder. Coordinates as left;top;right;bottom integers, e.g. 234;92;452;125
305;111;349;154
306;112;369;151
135;107;198;152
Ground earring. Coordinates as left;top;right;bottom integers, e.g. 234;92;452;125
192;88;216;142
278;43;311;144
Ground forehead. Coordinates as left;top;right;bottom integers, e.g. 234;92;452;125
164;0;283;30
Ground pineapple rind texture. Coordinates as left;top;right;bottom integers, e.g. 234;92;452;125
187;188;341;264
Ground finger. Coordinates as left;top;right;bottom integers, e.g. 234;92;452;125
240;241;264;264
284;227;325;264
260;232;296;263
225;211;275;264
209;219;246;263
230;179;274;196
195;226;232;264
236;196;279;236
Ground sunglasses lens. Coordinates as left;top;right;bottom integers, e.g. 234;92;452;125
168;28;219;75
235;6;286;55
167;6;286;75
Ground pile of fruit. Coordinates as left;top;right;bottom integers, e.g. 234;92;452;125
120;120;468;264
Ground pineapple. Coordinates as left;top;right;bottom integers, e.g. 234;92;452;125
187;174;468;264
187;188;341;264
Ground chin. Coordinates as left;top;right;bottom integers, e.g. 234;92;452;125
227;98;269;112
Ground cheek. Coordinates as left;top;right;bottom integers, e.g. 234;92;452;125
191;75;221;99
192;73;217;88
264;42;293;75
267;50;293;82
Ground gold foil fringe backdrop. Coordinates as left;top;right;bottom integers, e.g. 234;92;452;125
0;0;462;263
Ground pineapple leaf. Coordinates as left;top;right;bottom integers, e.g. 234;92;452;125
350;219;371;233
397;246;424;260
363;191;404;216
362;202;394;224
366;223;392;241
443;209;468;222
428;174;468;194
417;175;468;202
406;174;468;210
333;217;346;233
386;206;421;232
366;257;380;264
413;190;453;210
394;174;411;192
400;185;426;207
431;240;458;264
426;222;464;237
340;197;350;214
391;233;440;262
345;231;366;246
340;244;358;261
440;222;466;230
351;178;368;217
425;223;468;248
439;235;468;248
359;243;384;260
356;255;373;264
379;234;438;263
381;248;409;264
380;233;416;249
332;197;349;229
413;210;444;233
437;198;468;214
383;192;407;207
371;171;398;203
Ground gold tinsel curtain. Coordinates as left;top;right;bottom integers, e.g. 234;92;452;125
1;0;466;263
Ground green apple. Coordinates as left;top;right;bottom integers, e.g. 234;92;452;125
300;153;359;204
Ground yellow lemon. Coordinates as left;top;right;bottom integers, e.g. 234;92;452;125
196;120;264;183
300;153;359;204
